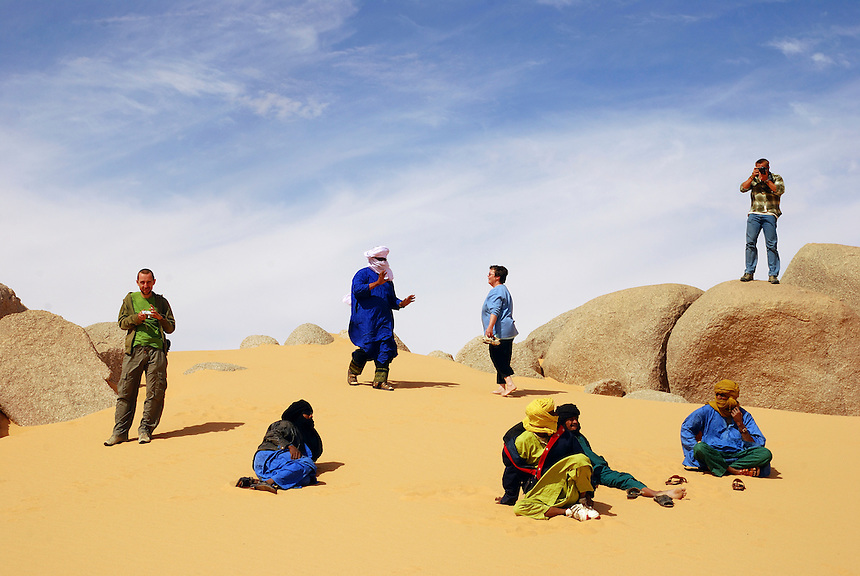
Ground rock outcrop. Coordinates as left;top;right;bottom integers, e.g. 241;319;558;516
666;280;860;416
624;390;689;403
542;284;703;393
781;243;860;316
455;336;543;379
0;283;27;321
184;362;247;375
85;322;126;391
0;310;115;426
240;335;280;349
520;309;578;359
283;323;335;346
584;379;626;397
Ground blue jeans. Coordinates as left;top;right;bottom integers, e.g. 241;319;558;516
745;213;779;276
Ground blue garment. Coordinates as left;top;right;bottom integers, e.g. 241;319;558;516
481;284;518;339
348;267;403;358
253;445;317;490
745;213;780;276
680;404;767;469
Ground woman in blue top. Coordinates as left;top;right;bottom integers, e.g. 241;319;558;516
482;265;519;397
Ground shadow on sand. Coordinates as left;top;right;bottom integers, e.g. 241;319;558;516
155;421;244;440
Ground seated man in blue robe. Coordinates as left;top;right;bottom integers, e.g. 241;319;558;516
680;379;772;478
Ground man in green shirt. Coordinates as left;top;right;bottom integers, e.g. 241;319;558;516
105;269;176;446
739;158;785;284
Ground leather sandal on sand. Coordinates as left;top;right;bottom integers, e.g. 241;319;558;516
373;381;395;391
253;479;278;494
653;494;674;507
732;479;746;491
665;474;687;485
626;488;641;499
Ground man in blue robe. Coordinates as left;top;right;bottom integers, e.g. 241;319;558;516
347;246;415;390
680;379;773;478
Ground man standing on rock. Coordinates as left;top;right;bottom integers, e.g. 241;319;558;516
739;158;785;284
105;268;175;446
346;246;414;390
680;379;772;478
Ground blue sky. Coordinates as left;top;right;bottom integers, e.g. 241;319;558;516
2;0;859;356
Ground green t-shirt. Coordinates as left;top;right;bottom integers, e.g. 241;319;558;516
131;292;164;349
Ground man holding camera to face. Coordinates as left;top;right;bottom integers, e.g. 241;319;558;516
739;158;785;284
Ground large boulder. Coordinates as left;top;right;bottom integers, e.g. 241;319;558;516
781;243;860;316
455;336;543;379
240;335;280;349
85;322;126;391
666;280;860;416
520;309;578;359
0;310;116;426
542;284;703;393
283;323;334;346
0;283;27;320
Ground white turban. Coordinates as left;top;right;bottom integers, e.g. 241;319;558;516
365;246;393;281
343;246;394;305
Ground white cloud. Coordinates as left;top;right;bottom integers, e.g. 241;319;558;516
768;38;812;56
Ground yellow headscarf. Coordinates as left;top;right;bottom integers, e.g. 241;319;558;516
522;398;557;435
709;379;740;417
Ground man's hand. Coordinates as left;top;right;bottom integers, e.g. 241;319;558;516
369;271;388;289
288;445;301;460
730;406;744;427
400;294;415;308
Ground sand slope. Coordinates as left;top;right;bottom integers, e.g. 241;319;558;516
2;339;858;575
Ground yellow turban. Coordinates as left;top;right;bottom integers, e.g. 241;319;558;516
709;379;740;417
523;398;557;435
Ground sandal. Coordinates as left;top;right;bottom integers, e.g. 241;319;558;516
236;477;254;488
665;474;687;485
626;487;641;500
653;494;674;507
732;479;745;491
253;479;278;494
372;381;395;391
738;467;760;477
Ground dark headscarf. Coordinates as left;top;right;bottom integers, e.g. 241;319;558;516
555;404;581;431
281;399;323;461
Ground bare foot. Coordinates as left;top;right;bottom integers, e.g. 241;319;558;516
501;385;517;397
727;466;760;477
665;487;686;500
492;386;505;394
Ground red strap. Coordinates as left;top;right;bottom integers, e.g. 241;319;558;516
503;444;540;478
535;430;562;477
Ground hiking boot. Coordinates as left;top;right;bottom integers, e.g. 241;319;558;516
104;433;128;447
138;430;151;444
347;372;359;386
768;275;780;284
740;273;753;282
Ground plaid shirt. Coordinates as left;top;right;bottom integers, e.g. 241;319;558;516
741;172;784;218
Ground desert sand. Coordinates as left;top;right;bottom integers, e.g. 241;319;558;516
1;338;858;575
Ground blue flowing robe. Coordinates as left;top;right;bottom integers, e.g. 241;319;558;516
348;267;402;354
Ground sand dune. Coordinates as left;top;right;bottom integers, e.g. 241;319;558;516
1;339;858;575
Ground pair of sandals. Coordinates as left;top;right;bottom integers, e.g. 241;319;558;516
236;477;278;494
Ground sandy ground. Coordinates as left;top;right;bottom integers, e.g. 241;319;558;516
2;338;859;575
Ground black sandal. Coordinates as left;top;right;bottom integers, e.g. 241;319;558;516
626;488;641;499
